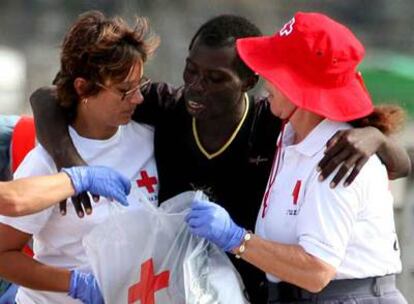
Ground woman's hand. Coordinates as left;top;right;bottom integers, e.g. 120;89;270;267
62;166;131;211
68;270;104;304
185;199;245;252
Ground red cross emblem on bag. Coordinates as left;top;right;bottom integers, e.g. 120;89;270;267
128;258;170;304
136;170;158;193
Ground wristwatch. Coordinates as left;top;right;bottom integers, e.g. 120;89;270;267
235;230;252;259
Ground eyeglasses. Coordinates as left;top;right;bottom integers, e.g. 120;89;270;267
96;76;151;101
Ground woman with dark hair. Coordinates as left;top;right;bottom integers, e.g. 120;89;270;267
186;12;408;303
0;11;159;304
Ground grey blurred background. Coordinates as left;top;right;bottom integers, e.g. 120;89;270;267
0;0;413;301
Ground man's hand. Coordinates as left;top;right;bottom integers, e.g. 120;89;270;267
185;199;245;252
62;166;131;216
30;86;95;217
317;127;385;188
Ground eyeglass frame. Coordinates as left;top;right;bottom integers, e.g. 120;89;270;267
95;76;151;102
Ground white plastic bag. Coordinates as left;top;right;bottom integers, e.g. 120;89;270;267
83;189;249;304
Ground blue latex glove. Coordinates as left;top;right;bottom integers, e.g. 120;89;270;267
62;166;131;206
185;199;245;252
0;282;18;304
68;270;104;304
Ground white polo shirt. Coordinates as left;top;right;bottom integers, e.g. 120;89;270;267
0;121;159;304
255;119;402;283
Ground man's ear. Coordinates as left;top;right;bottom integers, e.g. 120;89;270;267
73;77;88;97
241;74;259;92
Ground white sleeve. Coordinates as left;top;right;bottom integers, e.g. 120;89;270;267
0;145;57;235
297;170;362;268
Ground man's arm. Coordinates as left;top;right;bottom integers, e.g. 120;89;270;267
29;86;91;216
30;82;182;162
377;135;411;179
317;127;411;187
29;83;183;215
30;86;84;169
30;82;183;159
132;81;183;124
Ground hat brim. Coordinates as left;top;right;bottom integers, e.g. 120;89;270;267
237;36;373;121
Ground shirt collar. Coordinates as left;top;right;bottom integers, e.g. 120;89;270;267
282;119;351;157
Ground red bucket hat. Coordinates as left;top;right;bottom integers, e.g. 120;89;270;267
236;12;373;121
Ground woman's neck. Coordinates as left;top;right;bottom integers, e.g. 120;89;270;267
289;109;324;144
72;110;118;140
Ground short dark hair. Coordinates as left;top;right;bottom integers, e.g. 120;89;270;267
189;14;262;80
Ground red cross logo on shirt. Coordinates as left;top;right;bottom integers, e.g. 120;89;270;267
128;258;170;304
136;170;157;193
292;180;302;205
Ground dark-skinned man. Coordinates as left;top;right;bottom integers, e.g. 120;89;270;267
30;15;411;303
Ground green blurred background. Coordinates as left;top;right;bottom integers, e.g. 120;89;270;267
362;54;414;117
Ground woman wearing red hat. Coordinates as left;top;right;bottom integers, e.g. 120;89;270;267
186;12;408;303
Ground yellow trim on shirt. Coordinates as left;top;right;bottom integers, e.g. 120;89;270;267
192;93;249;160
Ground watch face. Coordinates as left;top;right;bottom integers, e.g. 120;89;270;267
239;245;246;252
236;232;252;259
